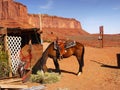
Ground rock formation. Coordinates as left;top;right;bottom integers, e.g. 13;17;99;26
0;0;39;28
0;0;89;40
40;14;89;40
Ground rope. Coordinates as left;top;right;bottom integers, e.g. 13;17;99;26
20;50;32;69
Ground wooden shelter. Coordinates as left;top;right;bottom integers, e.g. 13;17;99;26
0;21;43;77
0;0;43;89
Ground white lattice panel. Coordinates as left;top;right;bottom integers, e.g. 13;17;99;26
7;36;21;74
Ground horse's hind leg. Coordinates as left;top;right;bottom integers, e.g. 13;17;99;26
53;57;61;74
77;46;84;76
77;56;84;76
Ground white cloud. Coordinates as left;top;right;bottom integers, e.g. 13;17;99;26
40;0;53;9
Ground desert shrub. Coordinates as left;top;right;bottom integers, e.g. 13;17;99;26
0;51;10;78
30;71;61;84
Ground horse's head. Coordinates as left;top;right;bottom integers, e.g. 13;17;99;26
42;64;48;72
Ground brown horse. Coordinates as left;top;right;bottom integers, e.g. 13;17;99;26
32;40;85;76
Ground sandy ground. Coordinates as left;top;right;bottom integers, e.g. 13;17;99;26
42;42;120;90
2;42;119;90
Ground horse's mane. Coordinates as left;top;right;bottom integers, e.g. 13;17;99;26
32;42;54;74
40;42;55;64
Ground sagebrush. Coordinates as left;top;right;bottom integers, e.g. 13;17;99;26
0;51;10;78
30;71;61;84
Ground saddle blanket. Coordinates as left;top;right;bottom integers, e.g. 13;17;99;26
54;40;76;50
65;40;76;49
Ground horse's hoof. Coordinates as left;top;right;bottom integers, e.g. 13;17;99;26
77;72;82;76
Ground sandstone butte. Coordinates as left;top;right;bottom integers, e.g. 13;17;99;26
0;0;89;41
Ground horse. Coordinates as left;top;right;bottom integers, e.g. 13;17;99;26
32;40;85;76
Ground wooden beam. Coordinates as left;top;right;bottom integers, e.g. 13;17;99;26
22;70;32;83
0;84;28;89
0;78;28;89
0;78;22;84
0;28;7;34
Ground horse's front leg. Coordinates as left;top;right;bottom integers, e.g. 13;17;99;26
53;57;61;74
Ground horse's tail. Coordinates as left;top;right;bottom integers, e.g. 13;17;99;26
82;45;85;67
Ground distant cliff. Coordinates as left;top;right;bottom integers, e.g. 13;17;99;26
0;0;89;40
40;14;89;40
0;0;39;28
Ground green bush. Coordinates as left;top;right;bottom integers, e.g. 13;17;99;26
30;71;61;84
0;51;10;78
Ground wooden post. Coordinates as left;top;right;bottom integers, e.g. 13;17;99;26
40;14;42;31
117;54;120;67
28;39;32;69
4;34;12;77
39;14;43;44
99;26;104;48
4;34;7;51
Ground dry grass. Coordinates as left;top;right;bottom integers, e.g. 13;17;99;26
30;71;61;84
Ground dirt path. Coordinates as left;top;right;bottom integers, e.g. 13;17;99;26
42;43;120;90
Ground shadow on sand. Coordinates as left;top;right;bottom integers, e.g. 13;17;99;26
48;68;77;75
91;53;120;69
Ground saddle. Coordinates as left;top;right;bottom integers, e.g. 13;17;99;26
54;39;76;59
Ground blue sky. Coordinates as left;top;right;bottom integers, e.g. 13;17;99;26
16;0;120;34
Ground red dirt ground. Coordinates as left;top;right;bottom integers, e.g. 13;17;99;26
3;42;119;90
42;42;120;90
